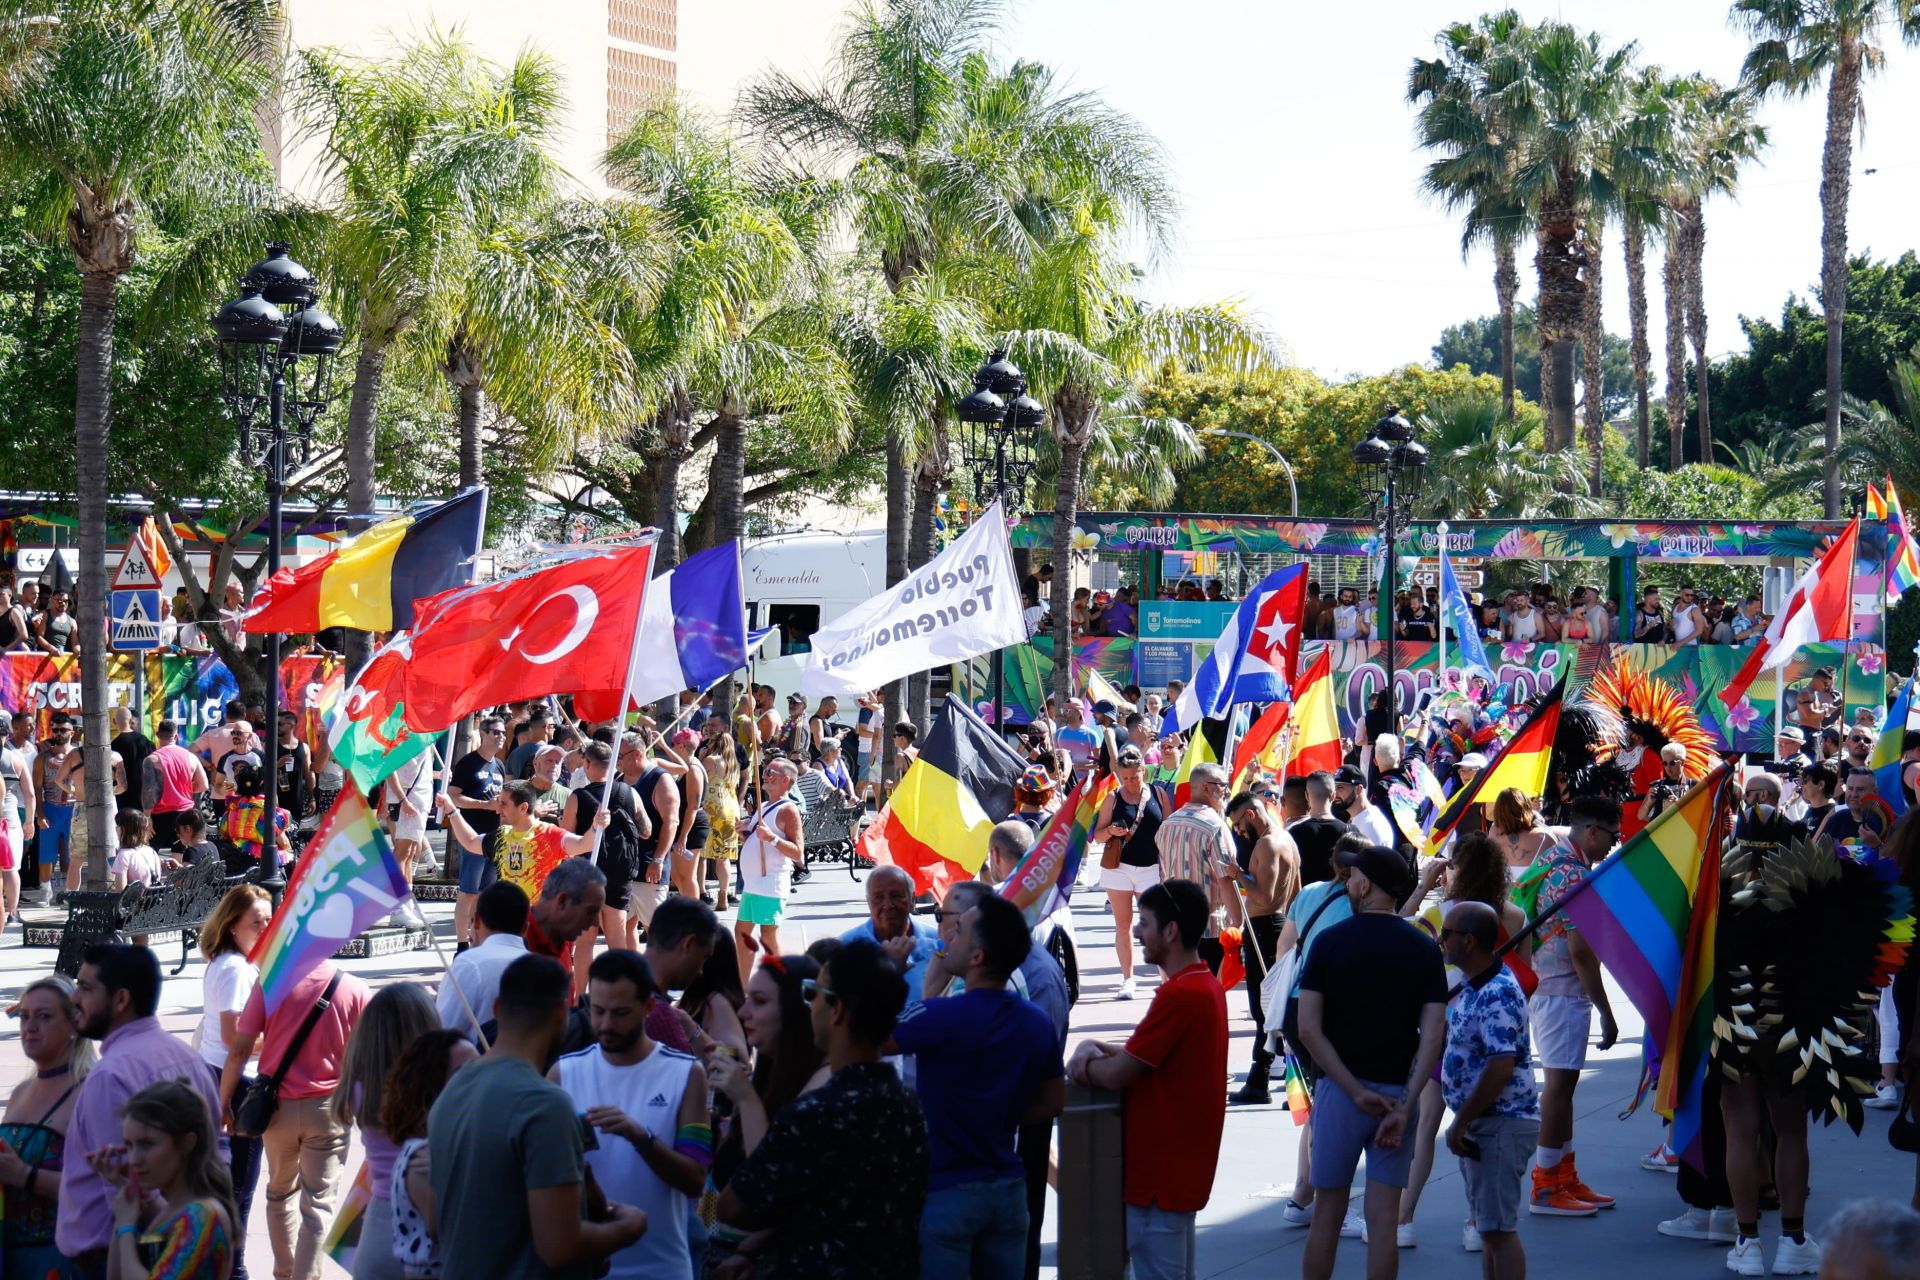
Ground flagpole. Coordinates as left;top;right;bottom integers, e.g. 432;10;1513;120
422;922;491;1050
1437;522;1450;687
593;547;658;859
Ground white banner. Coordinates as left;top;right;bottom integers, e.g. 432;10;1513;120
799;500;1026;699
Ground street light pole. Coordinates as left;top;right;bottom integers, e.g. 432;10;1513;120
1200;428;1298;518
958;350;1044;734
1353;406;1427;726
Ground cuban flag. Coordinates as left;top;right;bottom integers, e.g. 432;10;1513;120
1169;564;1308;731
1440;546;1493;678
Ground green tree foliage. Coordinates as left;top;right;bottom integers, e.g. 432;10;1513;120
1146;364;1510;518
1430;305;1633;412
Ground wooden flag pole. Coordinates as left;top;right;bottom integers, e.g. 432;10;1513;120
422;922;491;1050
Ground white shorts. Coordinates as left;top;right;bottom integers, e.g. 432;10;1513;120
1098;862;1161;895
1529;992;1592;1071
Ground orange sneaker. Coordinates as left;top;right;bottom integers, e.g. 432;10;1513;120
1528;1164;1600;1217
1561;1156;1615;1209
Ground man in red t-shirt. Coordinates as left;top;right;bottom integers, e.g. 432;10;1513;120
1069;878;1227;1277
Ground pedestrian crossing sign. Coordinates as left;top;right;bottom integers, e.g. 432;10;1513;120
110;589;163;651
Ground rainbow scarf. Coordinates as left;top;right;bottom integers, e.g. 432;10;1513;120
250;784;409;1014
998;772;1117;929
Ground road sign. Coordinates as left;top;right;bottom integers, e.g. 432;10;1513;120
112;528;166;591
110;589;163;651
1411;568;1484;590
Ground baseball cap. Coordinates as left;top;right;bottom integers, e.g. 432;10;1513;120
1337;843;1415;899
1093;699;1116;716
1776;725;1806;742
1333;765;1366;786
1459;752;1489;770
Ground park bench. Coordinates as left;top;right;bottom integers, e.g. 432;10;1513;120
794;770;871;881
54;859;233;979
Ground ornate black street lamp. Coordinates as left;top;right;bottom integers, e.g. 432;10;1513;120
1353;405;1428;721
956;349;1043;732
212;243;341;889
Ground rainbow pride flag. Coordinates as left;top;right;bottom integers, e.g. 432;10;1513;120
1282;1055;1313;1126
1869;481;1890;520
250;783;410;1015
1874;676;1918;819
322;1161;372;1270
1557;764;1733;1169
998;771;1117;928
1884;478;1920;597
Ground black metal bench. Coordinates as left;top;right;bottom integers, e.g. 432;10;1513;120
55;860;234;978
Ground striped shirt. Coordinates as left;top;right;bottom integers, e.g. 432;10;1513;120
1155;802;1237;937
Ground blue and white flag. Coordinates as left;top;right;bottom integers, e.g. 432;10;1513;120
1440;546;1492;679
1169;564;1308;731
623;541;751;705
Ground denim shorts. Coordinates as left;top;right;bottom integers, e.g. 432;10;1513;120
1461;1114;1540;1234
1310;1077;1415;1190
457;849;493;895
1123;1203;1196;1280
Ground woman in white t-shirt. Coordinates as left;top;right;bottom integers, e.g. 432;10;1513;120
109;809;163;890
198;883;272;1272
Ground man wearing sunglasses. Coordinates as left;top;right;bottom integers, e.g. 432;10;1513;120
1523;794;1622;1219
719;941;927;1277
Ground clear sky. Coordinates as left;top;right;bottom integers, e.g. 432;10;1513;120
995;0;1920;380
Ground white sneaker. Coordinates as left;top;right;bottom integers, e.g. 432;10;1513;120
1462;1223;1482;1252
1116;978;1136;1000
1341;1207;1364;1239
1281;1199;1312;1228
1866;1082;1902;1110
1658;1207;1716;1240
1724;1236;1765;1276
1395;1221;1415;1249
1706;1209;1736;1244
1771;1234;1821;1275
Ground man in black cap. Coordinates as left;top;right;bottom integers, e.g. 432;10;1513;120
1296;843;1447;1278
1333;765;1394;850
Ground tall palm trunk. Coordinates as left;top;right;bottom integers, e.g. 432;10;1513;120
1682;202;1712;463
881;429;909;780
1582;218;1606;497
649;382;695;573
73;267;119;887
448;333;485;489
343;337;388;670
906;425;948;729
1663;240;1687;469
703;404;747;717
1049;389;1099;704
1624;212;1652;467
1818;40;1864;519
1495;234;1519;420
1536;200;1583;455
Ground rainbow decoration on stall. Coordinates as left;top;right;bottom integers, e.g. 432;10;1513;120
249;784;409;1015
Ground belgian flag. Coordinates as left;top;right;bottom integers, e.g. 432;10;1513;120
858;694;1028;895
1171;716;1233;808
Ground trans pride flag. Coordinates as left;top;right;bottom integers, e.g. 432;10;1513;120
250;784;410;1014
1558;765;1733;1169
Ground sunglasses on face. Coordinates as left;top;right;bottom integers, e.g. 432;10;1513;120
799;978;839;1006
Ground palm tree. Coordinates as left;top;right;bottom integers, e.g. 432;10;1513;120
0;0;277;883
297;31;571;651
1736;0;1920;517
1581;214;1607;493
1408;11;1533;421
1669;79;1766;463
1617;66;1684;468
1663;221;1689;468
1487;21;1647;455
1411;393;1599;518
1763;356;1920;502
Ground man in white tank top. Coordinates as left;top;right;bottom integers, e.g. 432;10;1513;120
551;949;712;1280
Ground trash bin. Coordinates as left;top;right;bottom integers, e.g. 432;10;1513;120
1057;1081;1126;1279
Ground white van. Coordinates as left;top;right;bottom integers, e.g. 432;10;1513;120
742;529;886;707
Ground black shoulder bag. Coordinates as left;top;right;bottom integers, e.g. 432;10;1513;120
234;970;342;1136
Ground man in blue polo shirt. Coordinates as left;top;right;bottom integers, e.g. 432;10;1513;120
841;863;939;1005
890;891;1064;1280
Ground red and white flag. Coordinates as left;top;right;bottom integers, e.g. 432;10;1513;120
1718;518;1859;710
399;541;656;732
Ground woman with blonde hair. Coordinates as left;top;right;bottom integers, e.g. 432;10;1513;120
700;743;741;911
97;1079;237;1279
1488;786;1556;874
1;975;94;1278
331;984;440;1280
197;883;271;1276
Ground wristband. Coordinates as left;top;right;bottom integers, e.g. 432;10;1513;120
116;1224;139;1238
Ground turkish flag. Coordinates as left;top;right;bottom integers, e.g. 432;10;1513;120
399;542;655;732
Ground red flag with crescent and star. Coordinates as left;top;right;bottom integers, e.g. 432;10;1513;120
399;541;657;733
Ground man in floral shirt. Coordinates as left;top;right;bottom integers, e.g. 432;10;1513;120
1443;901;1546;1274
1525;795;1620;1216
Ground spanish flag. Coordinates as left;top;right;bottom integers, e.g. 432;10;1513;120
1425;675;1563;854
857;694;1028;895
1286;648;1344;777
1231;701;1290;791
244;488;487;634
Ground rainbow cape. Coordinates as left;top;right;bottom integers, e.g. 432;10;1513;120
322;1161;372;1270
999;771;1117;928
250;784;410;1015
1556;764;1733;1170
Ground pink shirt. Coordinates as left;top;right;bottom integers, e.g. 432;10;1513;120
236;962;370;1099
148;743;200;814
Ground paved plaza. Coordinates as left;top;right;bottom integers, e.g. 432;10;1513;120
0;848;1909;1277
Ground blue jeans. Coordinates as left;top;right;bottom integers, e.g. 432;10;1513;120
919;1176;1028;1280
1125;1203;1196;1280
207;1061;262;1280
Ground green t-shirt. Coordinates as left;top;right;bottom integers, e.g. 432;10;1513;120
428;1054;587;1280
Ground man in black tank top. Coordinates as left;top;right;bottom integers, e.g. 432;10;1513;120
563;742;652;985
1089;749;1164;999
616;732;680;931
